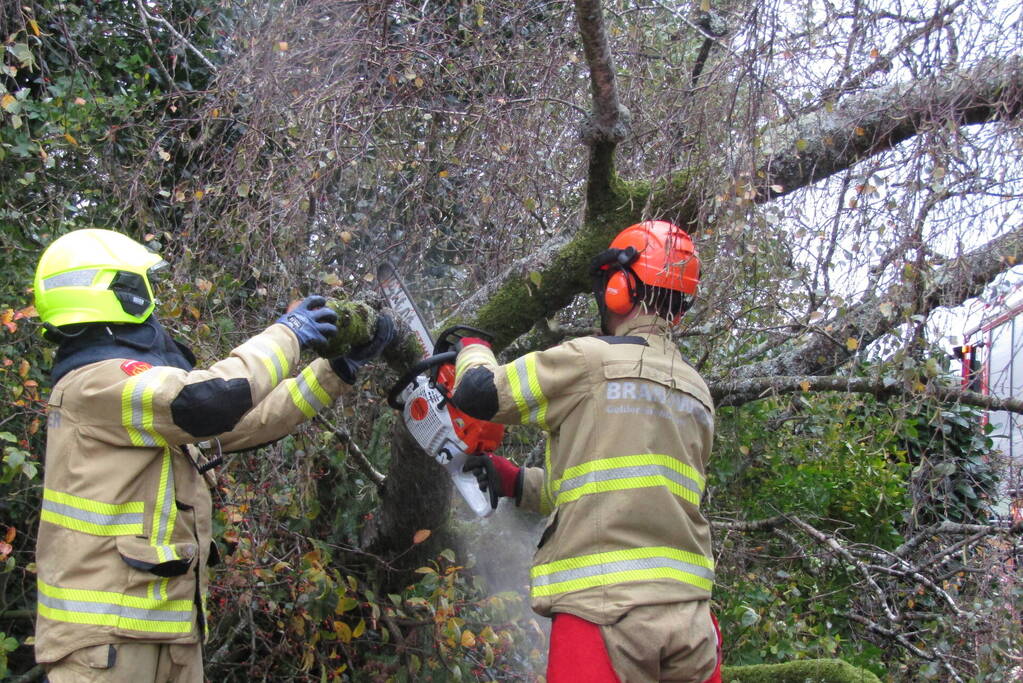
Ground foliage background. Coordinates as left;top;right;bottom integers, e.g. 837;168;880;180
2;0;1022;681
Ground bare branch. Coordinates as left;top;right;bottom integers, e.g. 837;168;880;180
748;56;1023;201
722;224;1023;385
712;373;1023;413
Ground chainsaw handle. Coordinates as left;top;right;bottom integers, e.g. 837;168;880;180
433;326;495;356
387;351;457;410
480;453;501;510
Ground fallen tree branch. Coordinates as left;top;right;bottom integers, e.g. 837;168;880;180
316;416;386;489
787;515;901;624
712;373;1023;413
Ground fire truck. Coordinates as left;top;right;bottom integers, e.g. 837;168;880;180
956;282;1023;527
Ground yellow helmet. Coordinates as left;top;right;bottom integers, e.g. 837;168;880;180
33;229;167;332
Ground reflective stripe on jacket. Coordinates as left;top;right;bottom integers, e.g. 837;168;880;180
454;315;715;624
35;323;348;663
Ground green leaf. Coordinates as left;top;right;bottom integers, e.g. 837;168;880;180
7;43;35;70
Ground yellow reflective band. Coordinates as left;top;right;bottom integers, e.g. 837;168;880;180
530;566;714;597
556;475;701;507
505;354;549;429
523;354;549;430
558;454;704;490
37;580;193;634
505;361;530;424
455;345;494;381
286;377;315;417
152;449;178;563
121;369;169;447
150;577;170;601
40;511;142;537
286;367;330;418
41;490;145;536
43;489;144;516
552;454;705;507
530;546;715;597
248;337;289;387
301;367;330;405
531;546;714;578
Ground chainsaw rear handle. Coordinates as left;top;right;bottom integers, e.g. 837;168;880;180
433;325;495;356
480;453;500;509
387;351;457;410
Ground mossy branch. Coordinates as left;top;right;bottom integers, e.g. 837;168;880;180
722;659;882;683
323;298;424;370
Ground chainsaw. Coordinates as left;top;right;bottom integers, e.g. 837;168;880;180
377;263;505;517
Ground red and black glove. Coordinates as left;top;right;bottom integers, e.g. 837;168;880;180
463;453;521;508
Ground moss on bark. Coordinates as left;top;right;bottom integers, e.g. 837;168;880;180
723;659;882;682
470;169;704;350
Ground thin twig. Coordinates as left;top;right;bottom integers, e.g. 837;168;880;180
135;1;217;72
316;416;386;489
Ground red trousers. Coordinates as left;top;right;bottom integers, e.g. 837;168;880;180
547;612;722;683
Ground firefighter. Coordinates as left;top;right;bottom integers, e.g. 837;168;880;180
31;228;393;682
452;221;721;683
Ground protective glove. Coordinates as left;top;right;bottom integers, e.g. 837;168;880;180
463;453;521;506
277;295;338;352
330;313;396;384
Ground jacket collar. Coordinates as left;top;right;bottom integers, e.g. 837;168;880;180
50;316;195;385
613;314;671;337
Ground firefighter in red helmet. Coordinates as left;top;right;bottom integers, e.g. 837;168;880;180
451;221;722;682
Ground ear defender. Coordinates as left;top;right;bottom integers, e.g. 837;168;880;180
604;269;636;315
601;246;641;315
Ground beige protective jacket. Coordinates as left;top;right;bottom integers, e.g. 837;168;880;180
453;315;715;625
35;323;348;663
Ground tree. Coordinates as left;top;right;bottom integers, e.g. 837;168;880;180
4;0;1023;679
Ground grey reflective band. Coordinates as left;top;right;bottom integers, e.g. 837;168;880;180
249;338;287;385
43;269;100;289
557;464;703;498
37;593;191;623
531;555;716;589
512;356;545;425
295;371;328;412
128;376;161;447
41;500;142;528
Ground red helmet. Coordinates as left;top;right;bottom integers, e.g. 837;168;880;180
591;221;700;318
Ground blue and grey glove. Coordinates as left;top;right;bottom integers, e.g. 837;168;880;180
277;295;338;352
330;313;396;384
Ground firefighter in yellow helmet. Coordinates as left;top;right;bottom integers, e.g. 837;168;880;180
451;221;722;682
32;229;393;682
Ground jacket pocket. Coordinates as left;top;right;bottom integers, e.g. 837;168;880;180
115;535;196;577
602;360;713;413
